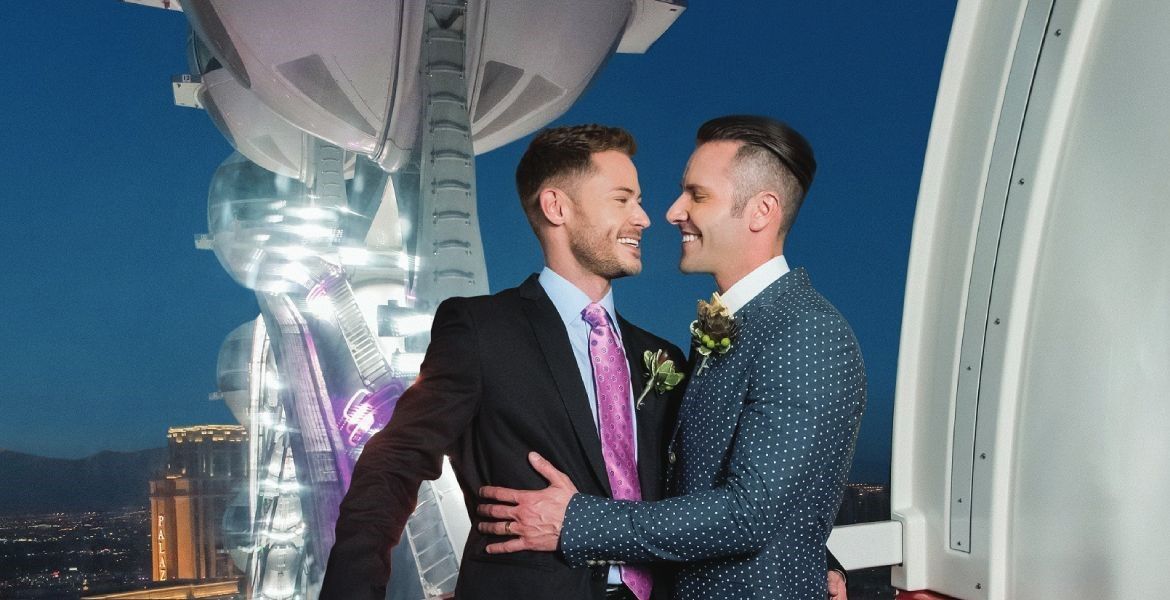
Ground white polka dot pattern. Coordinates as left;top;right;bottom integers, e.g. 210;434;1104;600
560;268;866;599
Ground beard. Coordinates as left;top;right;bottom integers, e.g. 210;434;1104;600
567;224;641;281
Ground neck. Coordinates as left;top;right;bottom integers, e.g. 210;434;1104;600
545;258;611;302
714;243;784;293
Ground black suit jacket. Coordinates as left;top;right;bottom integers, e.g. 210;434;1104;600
320;275;686;600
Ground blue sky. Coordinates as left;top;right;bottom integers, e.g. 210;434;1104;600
0;2;956;482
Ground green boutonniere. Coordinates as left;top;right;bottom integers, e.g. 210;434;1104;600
636;349;684;409
690;292;738;375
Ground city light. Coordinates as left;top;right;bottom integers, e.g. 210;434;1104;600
391;351;425;377
391;313;434;337
304;292;335;321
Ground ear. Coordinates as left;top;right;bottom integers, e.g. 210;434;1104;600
538;188;570;226
748;191;783;233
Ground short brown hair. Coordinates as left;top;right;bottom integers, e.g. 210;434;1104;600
697;115;816;232
515;124;637;227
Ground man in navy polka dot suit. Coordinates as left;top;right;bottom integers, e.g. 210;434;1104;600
479;115;865;599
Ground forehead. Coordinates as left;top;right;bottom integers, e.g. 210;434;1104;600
684;141;742;181
590;149;636;175
580;150;639;189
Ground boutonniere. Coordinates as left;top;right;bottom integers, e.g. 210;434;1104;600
636;349;684;409
690;292;738;375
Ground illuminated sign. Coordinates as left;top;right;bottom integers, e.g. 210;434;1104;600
157;514;168;580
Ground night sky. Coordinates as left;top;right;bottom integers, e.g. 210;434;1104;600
0;2;956;483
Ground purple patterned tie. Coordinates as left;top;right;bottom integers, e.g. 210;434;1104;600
582;302;653;600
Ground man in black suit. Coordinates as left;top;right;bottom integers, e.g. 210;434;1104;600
320;124;687;600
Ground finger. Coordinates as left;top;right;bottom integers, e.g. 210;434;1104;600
477;521;514;536
485;537;531;554
476;503;517;520
528;452;573;487
479;485;522;503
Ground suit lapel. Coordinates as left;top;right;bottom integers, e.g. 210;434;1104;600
518;276;612;496
618;316;663;501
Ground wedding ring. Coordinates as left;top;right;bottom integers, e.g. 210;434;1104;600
504;521;513;535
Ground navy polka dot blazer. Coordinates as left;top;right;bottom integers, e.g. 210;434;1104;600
560;268;866;599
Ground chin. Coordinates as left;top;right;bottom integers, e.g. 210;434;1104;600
612;264;642;279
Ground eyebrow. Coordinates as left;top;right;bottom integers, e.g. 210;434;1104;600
611;186;641;199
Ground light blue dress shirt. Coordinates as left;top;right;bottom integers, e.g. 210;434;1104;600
538;267;637;585
537;267;639;439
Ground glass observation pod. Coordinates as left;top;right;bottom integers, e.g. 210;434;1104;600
164;1;688;599
827;0;1170;598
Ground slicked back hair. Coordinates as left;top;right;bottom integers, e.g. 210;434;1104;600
697;115;816;232
515;124;637;230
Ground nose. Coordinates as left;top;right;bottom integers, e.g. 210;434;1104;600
666;193;688;225
632;201;651;229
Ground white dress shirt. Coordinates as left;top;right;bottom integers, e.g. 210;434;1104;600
718;255;791;315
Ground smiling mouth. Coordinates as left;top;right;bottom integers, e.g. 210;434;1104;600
618;237;641;248
681;233;700;243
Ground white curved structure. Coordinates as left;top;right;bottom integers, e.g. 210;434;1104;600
829;1;1170;598
182;0;682;168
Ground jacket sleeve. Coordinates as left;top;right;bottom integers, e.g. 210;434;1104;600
319;298;482;600
560;311;864;565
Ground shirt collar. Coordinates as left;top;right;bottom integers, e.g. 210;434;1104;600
538;267;619;333
719;255;790;315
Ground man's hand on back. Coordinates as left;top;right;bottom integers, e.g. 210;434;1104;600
477;452;578;553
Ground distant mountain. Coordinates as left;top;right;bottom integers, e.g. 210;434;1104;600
0;448;167;515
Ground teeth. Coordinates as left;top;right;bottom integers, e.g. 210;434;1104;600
682;233;699;243
618;237;640;248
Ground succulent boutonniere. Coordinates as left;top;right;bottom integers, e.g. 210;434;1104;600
690;292;738;375
636;349;684;409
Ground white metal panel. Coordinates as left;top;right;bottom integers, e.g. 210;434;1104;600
947;0;1056;556
893;0;1170;598
199;68;349;181
1002;0;1170;596
616;0;686;54
467;0;633;154
122;0;181;11
181;0;410;161
891;1;1033;595
827;521;904;571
